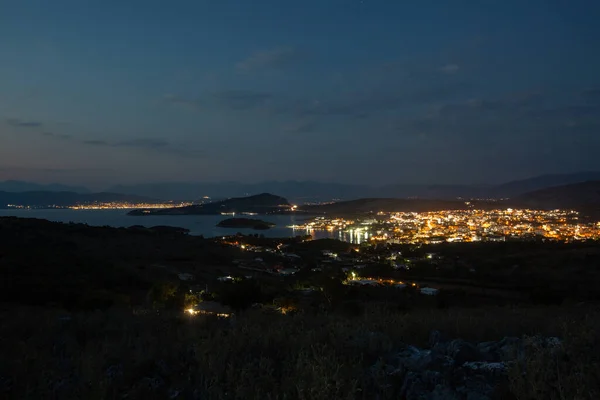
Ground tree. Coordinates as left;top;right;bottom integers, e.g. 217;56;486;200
148;281;179;308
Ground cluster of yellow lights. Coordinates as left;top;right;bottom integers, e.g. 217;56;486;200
346;273;418;287
69;202;193;210
185;308;231;318
291;209;600;244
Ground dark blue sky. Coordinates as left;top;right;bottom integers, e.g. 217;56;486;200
2;0;600;188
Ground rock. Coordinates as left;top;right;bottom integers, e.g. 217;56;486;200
477;337;521;362
400;370;443;400
420;287;439;296
430;385;460;400
429;330;443;348
462;361;508;376
0;376;13;393
454;378;493;399
105;364;124;382
139;376;165;391
447;339;484;365
371;334;560;399
396;345;433;371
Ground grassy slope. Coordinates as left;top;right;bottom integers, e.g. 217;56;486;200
1;304;599;399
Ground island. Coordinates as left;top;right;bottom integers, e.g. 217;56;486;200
216;218;275;230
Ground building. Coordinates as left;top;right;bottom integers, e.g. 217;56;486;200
187;301;233;317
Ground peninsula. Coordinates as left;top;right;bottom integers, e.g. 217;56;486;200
128;193;291;216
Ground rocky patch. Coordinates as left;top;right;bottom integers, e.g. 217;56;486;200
370;331;562;399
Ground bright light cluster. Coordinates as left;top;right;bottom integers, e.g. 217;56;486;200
293;209;600;244
69;202;193;210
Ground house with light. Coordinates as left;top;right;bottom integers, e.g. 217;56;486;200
186;301;233;317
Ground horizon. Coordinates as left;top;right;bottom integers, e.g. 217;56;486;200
2;169;600;195
2;1;600;186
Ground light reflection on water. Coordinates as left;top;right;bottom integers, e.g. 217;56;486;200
294;227;370;244
0;209;368;243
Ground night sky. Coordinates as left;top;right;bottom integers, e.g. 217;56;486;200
2;0;600;189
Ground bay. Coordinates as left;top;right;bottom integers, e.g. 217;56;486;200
0;209;361;242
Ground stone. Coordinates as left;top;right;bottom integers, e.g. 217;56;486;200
0;376;13;393
462;361;508;376
396;345;434;371
447;339;484;365
370;334;560;399
429;330;443;348
430;385;460;400
400;370;443;400
105;364;124;382
477;337;521;362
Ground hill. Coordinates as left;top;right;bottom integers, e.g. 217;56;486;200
516;181;600;216
0;191;159;208
301;198;497;215
107;172;600;201
0;216;234;310
494;172;600;198
109;181;364;202
129;193;290;215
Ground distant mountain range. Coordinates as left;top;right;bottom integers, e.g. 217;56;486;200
129;193;289;216
4;180;600;216
514;181;600;215
128;181;600;218
302;198;496;215
3;171;600;204
0;191;158;209
0;180;89;194
107;172;600;202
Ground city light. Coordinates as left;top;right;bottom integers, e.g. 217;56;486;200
290;208;600;244
69;202;194;210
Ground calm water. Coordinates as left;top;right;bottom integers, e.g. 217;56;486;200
0;209;363;242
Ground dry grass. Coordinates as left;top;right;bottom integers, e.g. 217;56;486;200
0;304;599;399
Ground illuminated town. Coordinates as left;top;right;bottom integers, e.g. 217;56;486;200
5;201;195;210
290;208;600;243
68;201;194;210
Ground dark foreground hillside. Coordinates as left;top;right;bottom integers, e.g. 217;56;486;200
1;305;599;399
1;217;600;399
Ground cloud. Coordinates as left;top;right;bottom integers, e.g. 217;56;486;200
115;138;169;149
83;140;109;146
270;82;471;120
0;165;113;174
394;90;600;149
5;118;42;127
81;137;203;158
165;91;273;112
283;120;318;134
236;46;304;71
42;132;71;139
439;64;460;74
116;138;203;157
212;90;273;110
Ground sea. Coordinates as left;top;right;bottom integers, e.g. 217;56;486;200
0;209;366;242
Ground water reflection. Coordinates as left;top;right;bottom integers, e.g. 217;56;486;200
292;227;371;244
0;209;370;243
